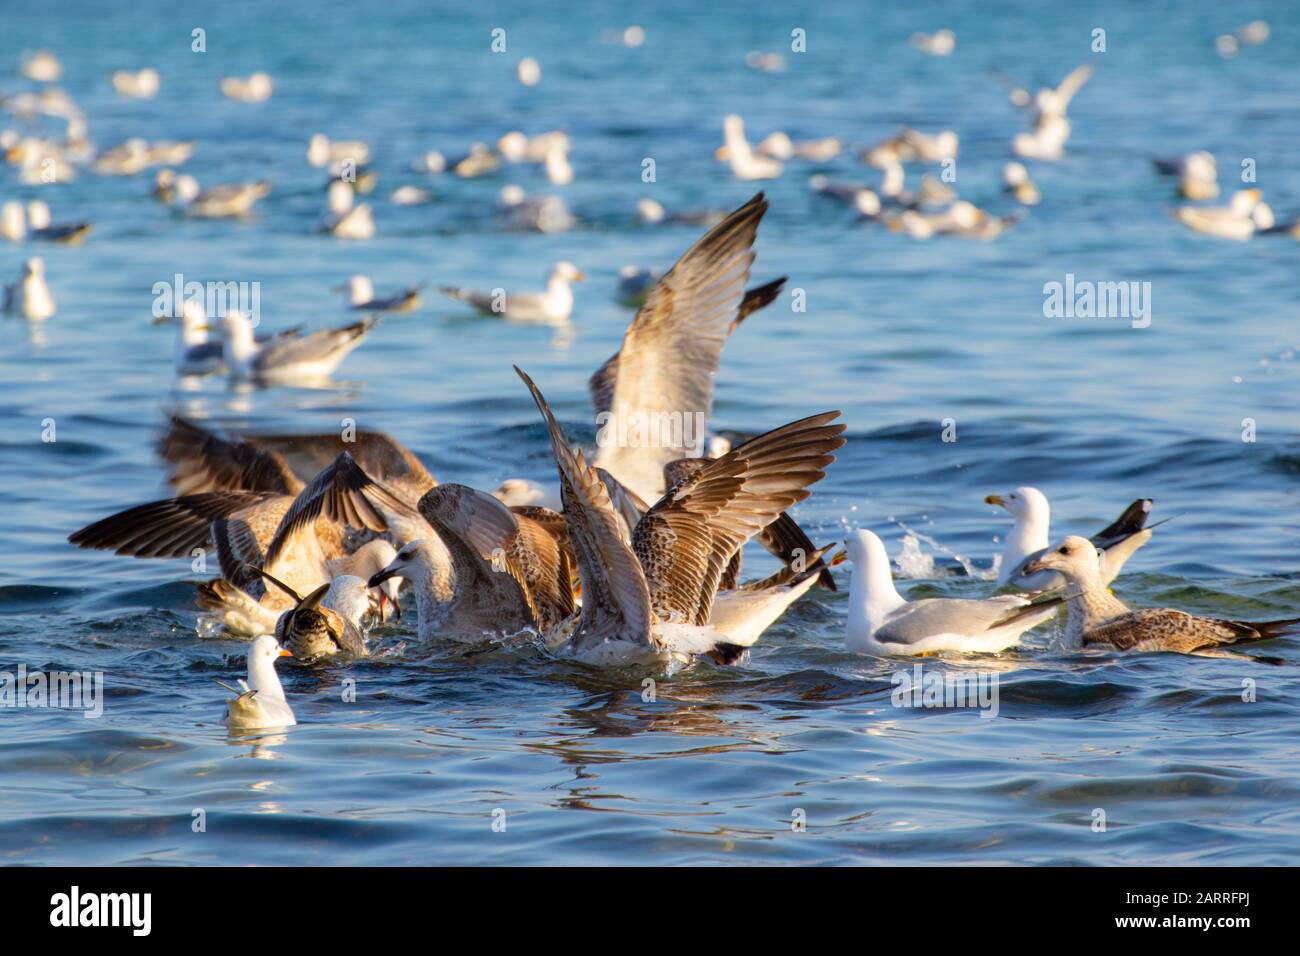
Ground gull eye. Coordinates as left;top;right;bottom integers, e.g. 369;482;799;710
1058;546;1069;554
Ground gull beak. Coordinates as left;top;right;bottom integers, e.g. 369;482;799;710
279;648;293;658
985;494;1006;508
572;271;586;282
829;549;848;567
367;566;399;589
1020;558;1048;576
390;595;402;621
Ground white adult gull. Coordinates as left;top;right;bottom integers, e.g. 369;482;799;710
219;635;296;730
843;529;1062;655
719;115;782;181
333;275;423;312
220;310;378;383
441;261;583;324
985;487;1155;590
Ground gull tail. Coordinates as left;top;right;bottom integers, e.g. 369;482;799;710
1093;498;1152;543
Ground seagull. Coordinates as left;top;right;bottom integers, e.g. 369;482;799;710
497;185;574;233
171;175;271;218
333;275;423;312
985;487;1154;590
307;134;369;170
220;311;377;382
321;181;374;238
515;366;844;666
441;261;583;323
220;72;273;102
719;115;782;181
219;635;296;730
909;29;955;56
70;449;411;635
2;257;56;320
1154;151;1219;200
249;567;371;661
111;68;160;99
1002;162;1041;205
368;484;575;643
635;198;724;227
1176;188;1273;240
843;529;1062;655
613;266;663;308
1022;536;1295;663
451;143;501;178
755;132;841;161
543;140;573;185
25;200;91;242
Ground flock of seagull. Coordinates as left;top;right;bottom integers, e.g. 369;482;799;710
3;35;1293;733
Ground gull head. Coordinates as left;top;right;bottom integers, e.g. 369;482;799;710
307;133;331;167
349;539;403;621
551;261;585;283
368;539;438;589
492;478;549;508
22;256;45;278
1020;535;1099;580
1230;188;1263;216
497;131;528;162
249;634;292;669
174;174;201;203
843;528;890;572
985;486;1049;525
723;114;747;144
327;180;355;215
705;434;731;459
1002;161;1029;187
25;200;51;230
636;197;666;223
854;189;881;217
334;274;373;304
325;575;373;628
499;184;527;208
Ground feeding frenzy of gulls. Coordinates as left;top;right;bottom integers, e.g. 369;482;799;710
4;21;1285;737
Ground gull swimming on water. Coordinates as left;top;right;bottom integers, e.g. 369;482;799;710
3;257;56;320
635;198;724;227
334;275;423;312
719;115;782;181
25;200;91;242
985;487;1154;591
220;635;296;730
1022;536;1294;663
517;365;844;666
220;310;378;382
497;184;574;233
909;29;956;56
171;175;271;218
220;72;273;102
1002;162;1041;205
441;261;584;324
21;50;62;83
1154;151;1219;200
1175;188;1273;240
368;484;575;643
307;134;369;170
843;529;1062;656
111;68;160;99
321;180;375;238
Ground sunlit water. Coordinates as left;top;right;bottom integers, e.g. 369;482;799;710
2;1;1299;865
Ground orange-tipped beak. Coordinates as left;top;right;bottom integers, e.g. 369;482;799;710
279;648;293;658
830;550;848;567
